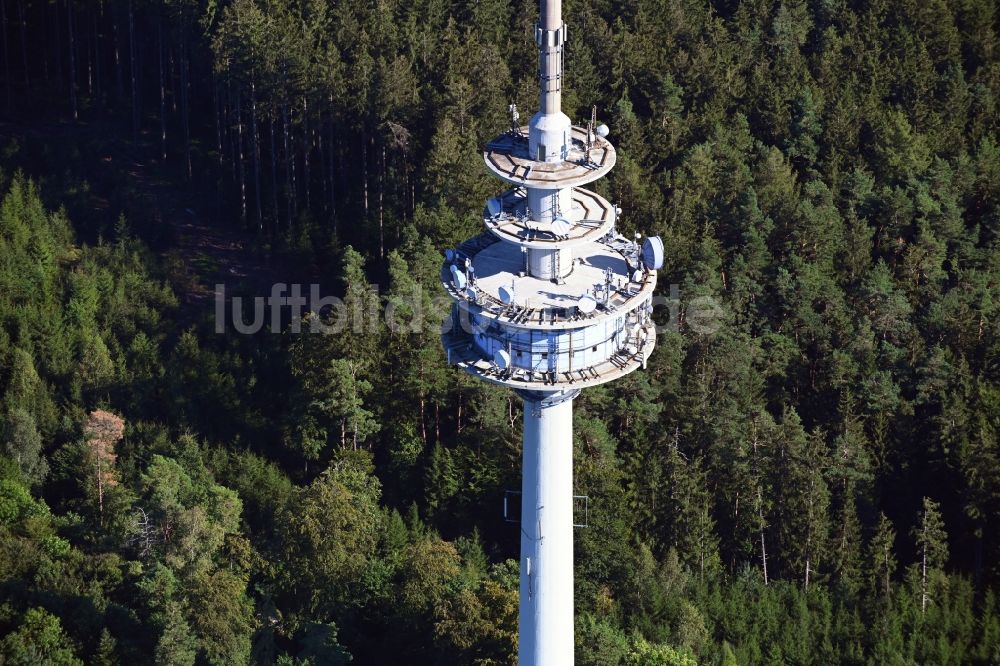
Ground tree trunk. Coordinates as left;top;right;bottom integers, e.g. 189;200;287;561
128;0;138;141
251;77;262;229
158;19;166;159
235;87;247;224
270;118;279;230
362;129;369;219
282;101;293;226
54;0;62;83
213;70;223;167
1;0;10;110
758;487;769;585
327;98;337;230
92;3;101;106
180;34;191;179
420;396;427;445
379;142;385;257
16;0;27;86
302;95;311;211
111;0;121;101
921;535;928;613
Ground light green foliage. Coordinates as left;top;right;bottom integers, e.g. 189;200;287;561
0;607;83;666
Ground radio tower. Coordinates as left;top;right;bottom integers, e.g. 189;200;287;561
441;1;663;663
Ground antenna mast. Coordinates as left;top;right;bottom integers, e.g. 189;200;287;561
440;1;665;663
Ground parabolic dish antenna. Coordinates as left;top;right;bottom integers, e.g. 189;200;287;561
499;284;516;305
493;349;510;370
494;349;511;370
578;294;597;314
466;285;478;301
595;123;610;138
632;269;644;283
450;264;467;290
487;197;502;217
641;236;665;271
552;216;571;236
445;249;456;262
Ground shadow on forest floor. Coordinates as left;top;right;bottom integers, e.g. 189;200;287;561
0;113;316;318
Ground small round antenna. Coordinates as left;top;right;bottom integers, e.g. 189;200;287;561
578;294;597;314
641;236;665;270
445;248;456;262
499;284;516;305
551;216;571;237
494;348;512;370
631;269;644;283
466;285;478;301
487;197;502;218
595;123;610;138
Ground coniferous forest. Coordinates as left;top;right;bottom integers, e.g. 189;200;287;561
0;0;999;664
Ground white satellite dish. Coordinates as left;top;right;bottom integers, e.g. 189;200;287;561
466;285;478;301
445;249;455;262
641;236;665;270
552;216;571;236
499;284;516;305
450;264;467;290
578;294;597;314
487;197;502;217
494;349;511;370
632;269;643;283
595;123;610;138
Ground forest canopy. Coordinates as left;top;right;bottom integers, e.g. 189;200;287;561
0;0;999;664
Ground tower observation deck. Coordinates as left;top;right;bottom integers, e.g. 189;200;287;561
441;1;663;663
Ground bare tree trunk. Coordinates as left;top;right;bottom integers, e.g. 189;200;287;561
128;0;138;141
95;455;104;519
235;87;247;224
2;0;10;110
158;19;166;160
362;130;369;219
227;78;238;184
758;487;769;585
327;97;337;231
92;3;101;105
921;534;928;613
54;0;62;83
302;95;311;211
420;396;426;445
16;0;28;86
318;119;327;215
270;118;279;230
251;77;262;229
282;101;293;226
213;70;223;167
379;142;385;257
111;0;121;101
179;34;191;179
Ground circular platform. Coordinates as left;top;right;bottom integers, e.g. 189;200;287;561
483;126;616;189
483;187;616;249
441;232;655;331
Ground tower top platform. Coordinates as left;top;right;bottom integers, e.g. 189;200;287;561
484;126;616;189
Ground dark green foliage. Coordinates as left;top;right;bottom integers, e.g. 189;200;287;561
0;0;999;663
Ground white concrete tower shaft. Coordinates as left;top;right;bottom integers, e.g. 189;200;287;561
519;392;575;666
